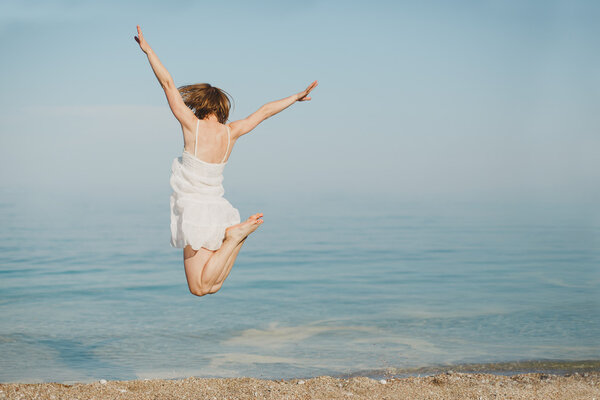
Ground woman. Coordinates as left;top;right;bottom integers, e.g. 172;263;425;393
134;26;317;297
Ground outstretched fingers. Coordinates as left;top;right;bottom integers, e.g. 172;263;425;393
134;25;149;53
298;80;318;101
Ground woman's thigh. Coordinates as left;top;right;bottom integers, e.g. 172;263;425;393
183;245;214;289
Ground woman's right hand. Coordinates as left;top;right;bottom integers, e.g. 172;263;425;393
134;25;150;54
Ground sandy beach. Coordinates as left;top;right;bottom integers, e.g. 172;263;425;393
1;371;598;400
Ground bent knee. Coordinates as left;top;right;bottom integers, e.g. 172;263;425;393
188;285;209;297
188;284;221;297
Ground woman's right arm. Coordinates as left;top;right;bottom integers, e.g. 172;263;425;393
134;26;196;131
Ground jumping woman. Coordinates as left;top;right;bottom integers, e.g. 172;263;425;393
134;26;317;297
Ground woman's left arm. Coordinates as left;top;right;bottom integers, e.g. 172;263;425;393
229;81;318;139
134;26;196;131
263;80;318;118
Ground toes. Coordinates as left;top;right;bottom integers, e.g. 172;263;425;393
242;213;263;227
248;212;263;221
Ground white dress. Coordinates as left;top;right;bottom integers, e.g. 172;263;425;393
169;119;241;251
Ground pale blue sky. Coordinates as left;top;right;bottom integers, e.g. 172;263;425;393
0;0;598;206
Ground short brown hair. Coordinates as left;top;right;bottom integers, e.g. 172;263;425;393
177;83;233;123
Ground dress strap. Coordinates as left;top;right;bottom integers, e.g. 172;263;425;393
221;125;231;163
194;119;200;157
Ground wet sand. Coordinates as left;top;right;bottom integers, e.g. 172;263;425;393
1;371;598;400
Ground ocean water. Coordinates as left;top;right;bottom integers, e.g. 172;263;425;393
1;189;599;383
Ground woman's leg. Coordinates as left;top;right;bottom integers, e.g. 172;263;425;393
183;213;263;296
208;237;247;293
208;211;262;290
183;246;213;295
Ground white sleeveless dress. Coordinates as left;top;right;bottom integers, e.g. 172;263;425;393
169;119;241;251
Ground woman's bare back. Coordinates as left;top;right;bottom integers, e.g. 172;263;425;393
182;118;235;164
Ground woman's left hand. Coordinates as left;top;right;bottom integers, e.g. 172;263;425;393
297;80;318;101
134;25;150;54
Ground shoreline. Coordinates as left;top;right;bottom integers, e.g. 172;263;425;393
336;359;600;380
2;359;600;385
1;371;598;400
0;360;600;385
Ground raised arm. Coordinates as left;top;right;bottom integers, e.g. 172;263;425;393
134;26;196;131
229;80;318;140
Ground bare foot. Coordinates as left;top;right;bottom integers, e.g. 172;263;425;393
225;213;263;242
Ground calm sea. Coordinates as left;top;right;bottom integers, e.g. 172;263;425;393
1;188;599;383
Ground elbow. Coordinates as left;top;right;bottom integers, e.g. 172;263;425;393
161;79;176;91
261;105;273;120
